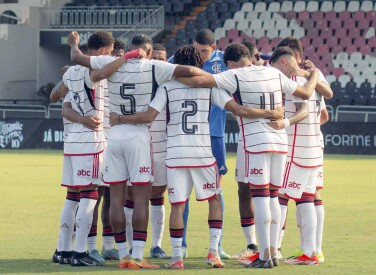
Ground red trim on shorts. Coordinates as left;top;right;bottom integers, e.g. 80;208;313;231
166;162;216;169
247;182;270;188
316;186;324;189
64;150;104;156
61;183;93;189
196;193;217;202
170;199;188;205
284;191;316;201
283;192;300;201
292;161;322;169
102;179;128;185
270;182;282;188
131;181;152;185
245;150;288;154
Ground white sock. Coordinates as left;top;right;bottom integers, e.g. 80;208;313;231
297;202;317;256
170;237;183;259
315;203;325;254
132;240;146;260
59;199;79;252
117;241;128;260
270;196;281;254
57;231;63;252
75;196;97;253
103;236;115;250
87;236;97;251
124;207;133;250
150;204;165;248
252;194;271;261
278;204;288;249
296;206;304;250
209;228;221;255
242;226;254;246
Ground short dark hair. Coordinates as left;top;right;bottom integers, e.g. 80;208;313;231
277;37;304;59
79;43;88;54
131;33;153;50
194;29;215;46
223;43;250;65
87;31;115;50
173;45;204;68
269;46;295;64
153;43;166;52
242;40;257;56
114;39;125;50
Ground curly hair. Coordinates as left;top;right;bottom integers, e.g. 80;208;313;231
114;39;125;51
277;37;304;59
223;43;250;65
173;45;204;68
87;31;115;50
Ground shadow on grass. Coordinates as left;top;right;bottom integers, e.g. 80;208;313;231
0;258;247;273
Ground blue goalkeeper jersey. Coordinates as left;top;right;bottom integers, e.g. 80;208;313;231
168;50;228;137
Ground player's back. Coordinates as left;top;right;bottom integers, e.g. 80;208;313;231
159;81;215;168
285;75;322;167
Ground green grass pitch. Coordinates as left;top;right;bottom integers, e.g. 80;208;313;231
0;150;375;274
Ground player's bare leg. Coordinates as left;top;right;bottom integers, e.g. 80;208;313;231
109;183;128;261
150;185;169;258
130;183;153;261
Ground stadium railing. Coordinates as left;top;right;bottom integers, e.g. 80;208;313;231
0;104;47;119
335;105;376;123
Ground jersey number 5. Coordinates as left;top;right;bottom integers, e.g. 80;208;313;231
120;84;136;115
181;100;198;134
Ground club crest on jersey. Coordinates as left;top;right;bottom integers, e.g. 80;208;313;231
203;183;215;190
139;166;150;174
249;168;263;175
211;62;223;74
288;181;301;189
0;121;23;149
77;169;91;177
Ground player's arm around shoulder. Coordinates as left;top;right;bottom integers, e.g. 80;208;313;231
292;69;319;100
50;80;68;103
62;101;101;131
267;102;308;130
225;99;285;120
109;107;159;126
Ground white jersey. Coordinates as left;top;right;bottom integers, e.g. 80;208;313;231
62;65;106;155
90;56;177;138
285;75;324;167
62;94;72;140
101;79;110;139
213;66;298;153
150;109;167;157
150;81;232;168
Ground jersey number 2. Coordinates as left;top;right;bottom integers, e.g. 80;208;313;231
181;100;198;134
120;84;136;115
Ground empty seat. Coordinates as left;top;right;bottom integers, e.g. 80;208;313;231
339;74;351;87
253;29;265;39
254;2;267;12
234;11;245;21
350;52;363;63
237;20;249;31
214;28;226;40
223;19;235;30
266;29;279;38
263;19;275;30
274;18;287;29
324;10;337;20
325;74;336;84
293;28;305;38
347;1;360;12
333;1;346;12
250;18;262;29
293;1;306;12
284;11;297;20
360;0;373;12
298;11;310;21
267;2;280;12
338;11;351;21
320;1;333;12
306;1;319;12
279;28;292;37
259;11;272;20
280;1;293;12
241;2;253;12
227;29;239;40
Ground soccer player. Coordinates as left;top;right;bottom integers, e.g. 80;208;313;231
269;46;325;265
176;43;319;268
68;31;209;269
167;28;231;259
242;40;266;66
276;37;333;262
108;45;285;269
56;31;114;266
123;43;171;259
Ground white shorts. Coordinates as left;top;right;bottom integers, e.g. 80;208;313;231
280;161;320;199
103;131;153;185
167;165;220;204
244;152;286;188
61;152;103;188
316;165;324;189
235;140;245;183
153;154;167;187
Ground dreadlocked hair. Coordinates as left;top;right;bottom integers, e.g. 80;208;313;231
173;45;204;68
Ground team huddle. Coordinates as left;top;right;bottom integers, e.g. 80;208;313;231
50;28;332;269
